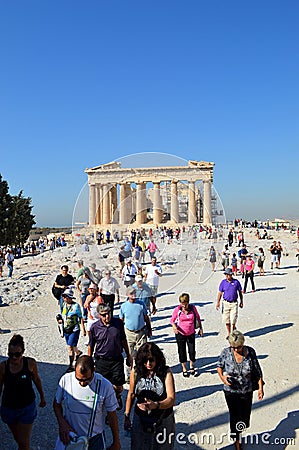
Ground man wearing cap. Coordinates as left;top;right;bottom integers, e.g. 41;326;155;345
216;268;243;338
90;263;102;285
99;270;120;316
88;304;132;411
119;287;152;363
121;259;137;288
133;275;156;315
144;257;162;311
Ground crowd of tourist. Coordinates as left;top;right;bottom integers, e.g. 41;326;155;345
2;221;298;449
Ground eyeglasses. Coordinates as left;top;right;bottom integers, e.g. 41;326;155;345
8;351;23;358
99;312;110;317
144;357;155;363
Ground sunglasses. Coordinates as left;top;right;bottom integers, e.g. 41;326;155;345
8;351;23;358
99;312;110;317
231;345;243;350
75;375;93;383
144;357;155;363
180;301;189;304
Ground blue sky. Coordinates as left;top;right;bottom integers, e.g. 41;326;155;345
1;1;298;227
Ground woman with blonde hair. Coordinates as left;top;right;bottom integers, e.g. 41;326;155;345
217;330;264;450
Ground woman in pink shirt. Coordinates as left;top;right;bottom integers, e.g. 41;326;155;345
170;293;203;377
243;254;255;293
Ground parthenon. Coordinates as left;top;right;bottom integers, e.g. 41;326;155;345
85;160;215;227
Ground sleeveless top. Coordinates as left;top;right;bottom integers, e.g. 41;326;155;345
2;357;36;409
134;367;173;419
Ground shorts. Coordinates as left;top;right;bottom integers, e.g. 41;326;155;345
65;329;80;347
87;317;99;332
148;285;158;297
222;301;238;325
95;355;125;386
232;265;237;273
1;400;37;425
271;255;278;263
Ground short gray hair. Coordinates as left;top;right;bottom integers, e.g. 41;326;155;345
97;304;111;315
228;330;245;347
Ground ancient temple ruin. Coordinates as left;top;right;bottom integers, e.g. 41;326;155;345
85;160;215;227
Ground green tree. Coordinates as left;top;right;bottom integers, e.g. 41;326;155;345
0;174;35;246
8;192;36;246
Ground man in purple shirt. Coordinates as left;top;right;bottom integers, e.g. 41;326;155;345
88;304;132;410
216;268;243;338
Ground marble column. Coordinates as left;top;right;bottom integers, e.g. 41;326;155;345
111;184;118;224
188;181;196;224
119;183;127;224
95;184;101;225
89;183;96;226
136;183;144;225
153;182;163;224
170;181;179;224
203;180;212;225
102;184;111;225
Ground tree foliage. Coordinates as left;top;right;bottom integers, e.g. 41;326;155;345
0;175;35;246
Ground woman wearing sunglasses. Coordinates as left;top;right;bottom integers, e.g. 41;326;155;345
217;330;264;450
124;342;175;449
0;334;46;450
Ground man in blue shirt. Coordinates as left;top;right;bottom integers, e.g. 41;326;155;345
119;286;152;361
216;268;243;338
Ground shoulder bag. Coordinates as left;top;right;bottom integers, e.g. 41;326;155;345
65;378;101;450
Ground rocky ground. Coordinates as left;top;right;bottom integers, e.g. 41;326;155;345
0;228;298;449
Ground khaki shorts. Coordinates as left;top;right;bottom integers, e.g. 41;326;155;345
222;301;238;325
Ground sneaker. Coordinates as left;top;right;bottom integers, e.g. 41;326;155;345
75;351;83;361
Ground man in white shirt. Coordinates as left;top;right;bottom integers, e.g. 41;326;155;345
99;270;120;316
144;257;162;311
53;355;120;450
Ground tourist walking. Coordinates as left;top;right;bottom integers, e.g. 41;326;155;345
53;265;75;312
243;255;255;293
217;330;264;450
83;283;103;341
5;249;14;278
170;293;203;377
53;355;120;450
99;269;120;316
124;342;175;450
221;244;230;270
209;246;217;272
0;334;46;450
147;239;159;260
119;287;152;364
216;268;243;338
76;267;93;321
133;275;156;315
277;241;283;267
122;259;138;288
269;241;279;269
59;288;86;372
255;247;265;275
144;257;162;310
88;303;132;411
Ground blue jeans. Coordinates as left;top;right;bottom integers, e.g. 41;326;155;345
7;263;13;277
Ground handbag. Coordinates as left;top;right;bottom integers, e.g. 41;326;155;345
191;305;201;329
65;378;101;450
248;347;265;391
52;284;62;300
